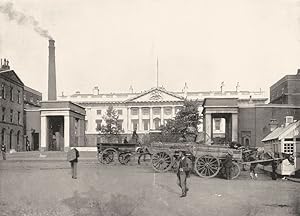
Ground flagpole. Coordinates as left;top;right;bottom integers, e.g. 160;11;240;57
156;57;159;88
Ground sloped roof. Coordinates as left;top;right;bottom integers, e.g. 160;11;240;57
0;69;24;86
125;87;185;103
262;120;300;142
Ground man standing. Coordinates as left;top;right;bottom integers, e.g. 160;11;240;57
249;154;258;180
69;148;80;179
25;136;31;151
271;160;277;180
223;149;233;180
1;143;6;160
176;152;192;197
132;129;139;144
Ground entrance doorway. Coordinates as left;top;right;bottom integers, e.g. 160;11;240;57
47;116;64;151
211;114;232;144
32;133;39;151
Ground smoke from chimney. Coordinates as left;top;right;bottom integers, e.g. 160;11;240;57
48;39;57;100
0;2;52;39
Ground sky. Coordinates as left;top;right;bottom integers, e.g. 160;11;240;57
1;0;300;100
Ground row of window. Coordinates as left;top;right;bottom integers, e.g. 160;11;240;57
94;119;124;131
24;94;40;105
96;107;181;116
96;109;123;115
1;107;22;125
0;83;22;103
91;117;169;132
131;118;165;130
1;128;22;149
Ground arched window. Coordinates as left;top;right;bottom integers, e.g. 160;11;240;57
245;138;250;147
1;128;5;145
16;131;20;148
1;83;6;99
9;129;13;149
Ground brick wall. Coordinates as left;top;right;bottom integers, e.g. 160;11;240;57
0;75;24;151
239;106;300;147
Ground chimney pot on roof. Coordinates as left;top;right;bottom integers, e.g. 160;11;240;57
285;116;294;127
269;119;278;132
249;95;253;104
129;85;133;93
0;58;10;70
297;69;300;75
93;86;99;95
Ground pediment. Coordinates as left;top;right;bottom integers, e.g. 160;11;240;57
0;70;24;86
126;88;184;102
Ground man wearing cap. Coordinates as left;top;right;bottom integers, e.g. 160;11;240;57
176;151;192;197
223;149;233;180
1;143;6;160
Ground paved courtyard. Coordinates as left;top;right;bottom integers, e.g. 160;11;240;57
0;160;299;216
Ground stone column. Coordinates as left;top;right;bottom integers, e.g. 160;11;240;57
231;113;238;142
40;115;47;151
149;107;153;130
64;115;70;151
160;107;164;125
123;108;128;132
138;107;142;131
172;106;175;118
204;113;212;144
127;107;131;132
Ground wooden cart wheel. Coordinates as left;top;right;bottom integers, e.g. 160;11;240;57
194;155;220;178
230;162;241;179
101;148;116;164
118;152;131;165
151;151;173;173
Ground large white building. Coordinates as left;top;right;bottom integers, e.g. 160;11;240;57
58;86;268;136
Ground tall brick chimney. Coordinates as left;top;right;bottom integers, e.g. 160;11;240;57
48;39;57;100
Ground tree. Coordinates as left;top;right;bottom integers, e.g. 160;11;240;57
100;105;120;135
160;100;201;136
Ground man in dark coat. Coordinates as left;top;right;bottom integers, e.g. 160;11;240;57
1;143;6;160
271;160;277;180
176;152;192;197
132;129;139;144
70;148;80;179
223;150;233;180
25;136;31;151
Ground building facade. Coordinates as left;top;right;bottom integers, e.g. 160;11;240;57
0;61;24;152
270;69;300;105
24;86;42;151
202;98;300;148
58;86;267;138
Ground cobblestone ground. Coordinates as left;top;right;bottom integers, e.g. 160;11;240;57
0;160;299;216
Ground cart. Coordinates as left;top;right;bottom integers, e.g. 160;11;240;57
149;142;242;179
97;143;140;165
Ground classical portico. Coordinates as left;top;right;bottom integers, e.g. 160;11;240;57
126;103;181;132
124;88;184;132
202;98;239;144
40;101;86;151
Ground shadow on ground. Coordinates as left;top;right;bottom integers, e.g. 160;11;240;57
62;187;146;216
